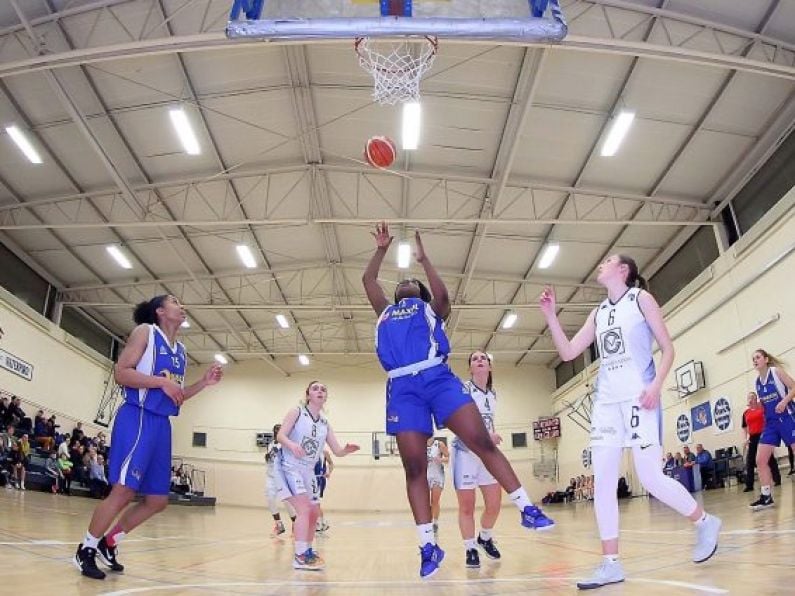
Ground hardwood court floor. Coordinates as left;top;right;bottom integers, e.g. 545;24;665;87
1;480;793;595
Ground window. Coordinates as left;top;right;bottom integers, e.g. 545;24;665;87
511;432;527;448
60;309;114;357
648;226;719;306
0;242;50;313
192;432;207;448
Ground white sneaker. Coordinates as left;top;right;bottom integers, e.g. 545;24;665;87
577;559;625;590
693;514;721;563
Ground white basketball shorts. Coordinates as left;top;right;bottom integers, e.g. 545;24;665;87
590;397;661;448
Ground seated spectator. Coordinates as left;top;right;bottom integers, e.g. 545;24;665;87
45;451;63;494
34;412;54;452
8;397;31;434
695;443;716;488
19;433;31;462
57;434;71;459
178;469;192;495
682;445;696;467
70;441;85;483
89;453;110;498
57;451;73;495
617;476;632;499
0;424;16;455
0;397;9;427
71;421;84;444
674;451;684;466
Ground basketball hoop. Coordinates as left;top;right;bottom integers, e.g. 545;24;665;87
355;36;438;105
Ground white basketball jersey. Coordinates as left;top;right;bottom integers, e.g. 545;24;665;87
265;443;280;480
427;440;444;476
281;406;328;468
453;381;496;452
593;287;655;404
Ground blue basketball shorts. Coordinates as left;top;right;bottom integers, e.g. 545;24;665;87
760;415;795;447
109;402;172;496
385;363;474;436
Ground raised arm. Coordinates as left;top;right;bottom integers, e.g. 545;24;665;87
183;364;223;401
414;230;450;319
362;222;392;315
638;290;675;409
539;286;596;362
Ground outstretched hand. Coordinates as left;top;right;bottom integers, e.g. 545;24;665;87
342;443;360;455
203;363;223;386
372;222;393;250
414;230;427;263
539;286;557;317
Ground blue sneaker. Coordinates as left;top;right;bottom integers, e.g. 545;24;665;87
521;505;555;530
419;543;445;578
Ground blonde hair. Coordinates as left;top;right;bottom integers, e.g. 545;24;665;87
755;349;785;369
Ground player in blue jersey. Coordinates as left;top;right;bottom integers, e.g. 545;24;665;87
73;295;223;580
749;348;795;510
541;254;721;590
362;223;553;579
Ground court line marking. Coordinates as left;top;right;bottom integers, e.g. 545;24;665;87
100;577;729;595
622;528;795;536
0;536;182;546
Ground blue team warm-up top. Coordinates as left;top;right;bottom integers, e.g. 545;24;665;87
375;297;472;436
109;324;186;495
756;367;795;447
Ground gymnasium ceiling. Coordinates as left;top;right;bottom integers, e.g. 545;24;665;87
0;0;793;374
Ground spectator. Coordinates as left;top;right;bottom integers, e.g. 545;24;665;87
45;452;63;494
34;411;55;452
58;451;73;495
564;478;576;503
663;452;676;473
0;424;16;454
8;397;31;434
695;444;715;488
682;445;696;466
742;391;781;492
0;397;8;426
19;433;31;462
89;454;110;498
58;434;71;459
674;451;684;466
71;421;85;444
9;441;26;490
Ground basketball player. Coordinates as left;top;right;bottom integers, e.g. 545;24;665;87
748;349;795;510
73;295;223;580
540;255;721;590
363;223;554;579
426;436;449;534
265;424;295;536
452;351;503;568
314;449;333;532
276;381;359;570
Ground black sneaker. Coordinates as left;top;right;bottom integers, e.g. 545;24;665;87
73;544;106;580
477;535;501;560
465;548;480;568
97;536;124;572
749;494;774;511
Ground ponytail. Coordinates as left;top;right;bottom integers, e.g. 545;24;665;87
617;255;648;290
133;295;168;325
755;348;784;369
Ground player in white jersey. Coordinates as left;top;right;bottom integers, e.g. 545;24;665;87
540;254;721;590
265;424;295;537
452;351;505;568
426;436;449;534
276;381;359;571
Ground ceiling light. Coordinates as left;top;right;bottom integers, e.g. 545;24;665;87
180;320;190;329
275;314;290;329
538;243;560;269
169;108;201;155
6;125;42;164
236;244;257;269
501;312;518;329
214;353;228;365
105;245;133;269
402;101;421;150
600;110;635;157
397;241;411;269
298;354;310;366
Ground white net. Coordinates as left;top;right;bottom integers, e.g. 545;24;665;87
355;36;438;105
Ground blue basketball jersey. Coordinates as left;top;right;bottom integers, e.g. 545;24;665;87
375;297;449;372
756;367;795;420
122;324;186;417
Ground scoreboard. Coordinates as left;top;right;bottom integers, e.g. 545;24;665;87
533;417;561;440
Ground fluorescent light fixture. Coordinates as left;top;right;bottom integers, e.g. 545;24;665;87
214;353;228;365
169;108;201;155
600;110;635;157
501;312;518;329
180;320;190;329
275;314;290;329
105;245;133;269
236;244;257;269
298;354;310;366
397;241;411;269
402;101;421;150
538;243;560;269
6;125;42;164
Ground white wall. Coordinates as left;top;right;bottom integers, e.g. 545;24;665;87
175;358;557;509
0;286;111;436
552;187;795;491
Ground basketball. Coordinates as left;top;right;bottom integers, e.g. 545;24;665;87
364;136;397;168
